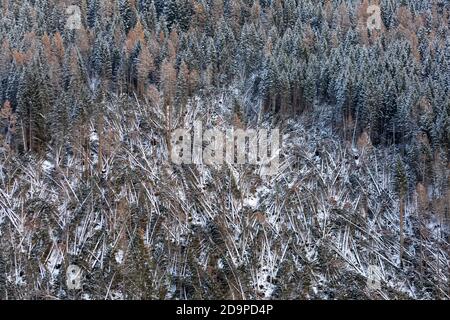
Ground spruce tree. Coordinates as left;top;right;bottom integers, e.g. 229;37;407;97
119;0;137;34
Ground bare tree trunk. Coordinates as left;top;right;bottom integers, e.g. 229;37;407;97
418;203;424;275
84;131;89;179
165;102;172;158
29;116;32;152
20;120;27;151
80;124;89;180
399;195;405;267
97;115;103;174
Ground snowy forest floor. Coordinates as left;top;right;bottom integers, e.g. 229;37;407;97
0;93;448;299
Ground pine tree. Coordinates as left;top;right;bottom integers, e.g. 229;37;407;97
129;41;142;93
165;0;192;31
262;56;279;113
175;60;189;115
119;0;137;34
137;45;155;95
239;23;263;77
154;0;165;16
17;59;52;153
303;56;317;111
87;0;100;29
48;91;70;159
141;0;158;31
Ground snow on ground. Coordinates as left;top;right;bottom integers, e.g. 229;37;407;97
115;250;124;265
41;160;54;173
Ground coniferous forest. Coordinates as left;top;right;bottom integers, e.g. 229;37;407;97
0;0;449;299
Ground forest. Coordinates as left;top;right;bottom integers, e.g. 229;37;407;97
0;0;448;299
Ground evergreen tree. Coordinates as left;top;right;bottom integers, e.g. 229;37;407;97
119;0;137;34
175;60;189;114
165;0;192;31
17;59;52;153
87;0;100;29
